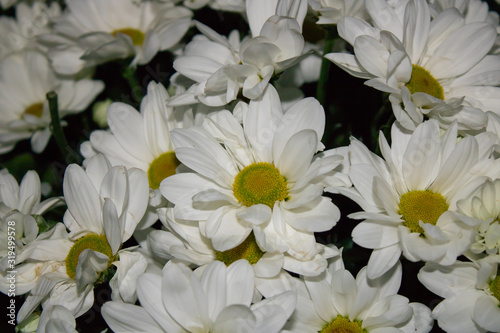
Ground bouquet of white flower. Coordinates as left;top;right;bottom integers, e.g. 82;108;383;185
1;0;500;332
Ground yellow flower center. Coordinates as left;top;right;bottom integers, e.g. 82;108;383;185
405;65;444;100
148;151;180;190
111;28;145;46
215;232;265;266
65;234;114;280
490;275;500;302
398;190;449;234
22;103;43;119
320;315;366;333
233;162;289;208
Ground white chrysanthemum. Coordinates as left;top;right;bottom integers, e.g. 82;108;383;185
0;1;61;60
0;50;104;154
102;259;296;333
327;120;500;279
37;0;192;75
326;0;500;133
0;169;63;268
308;0;368;25
15;154;149;323
457;178;500;257
283;259;433;333
81;81;206;228
161;86;343;276
149;207;339;285
418;257;500;333
170;0;308;106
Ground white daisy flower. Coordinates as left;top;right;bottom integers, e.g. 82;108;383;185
283;260;433;333
81;81;203;229
308;0;368;25
102;259;296;333
0;1;61;60
326;0;500;133
37;0;193;75
148;207;339;287
457;178;500;257
0;50;104;154
327;120;500;279
418;256;500;333
170;0;308;106
161;86;343;276
15;154;150;322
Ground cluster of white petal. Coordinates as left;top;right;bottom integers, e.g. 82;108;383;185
102;259;296;333
9;154;150;324
327;0;500;133
170;0;308;106
37;0;193;75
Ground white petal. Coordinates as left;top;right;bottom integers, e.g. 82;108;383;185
74;249;109;292
213;305;256;333
103;198;122;255
276;130;316;182
101;302;166;333
63;164;102;235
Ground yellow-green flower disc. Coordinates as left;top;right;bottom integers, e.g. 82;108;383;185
23;103;43;119
398;190;449;234
405;65;444;100
320;315;366;333
111;28;145;46
215;232;265;266
148;151;180;190
490;275;500;302
65;234;113;280
233;162;289;209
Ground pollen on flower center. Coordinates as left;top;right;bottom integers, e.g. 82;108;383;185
111;28;145;46
148;151;180;190
320;315;366;333
233;162;288;209
65;234;114;280
489;275;500;302
405;65;444;100
22;103;43;119
215;232;265;266
398;190;449;234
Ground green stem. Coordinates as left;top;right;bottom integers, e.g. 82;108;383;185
316;27;337;107
122;66;142;101
47;91;74;164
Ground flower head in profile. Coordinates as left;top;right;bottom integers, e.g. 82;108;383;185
327;0;500;133
102;259;296;333
328;120;500;279
37;0;192;75
0;50;104;154
0;169;63;269
457;178;500;257
15;154;150;323
162;86;343;276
